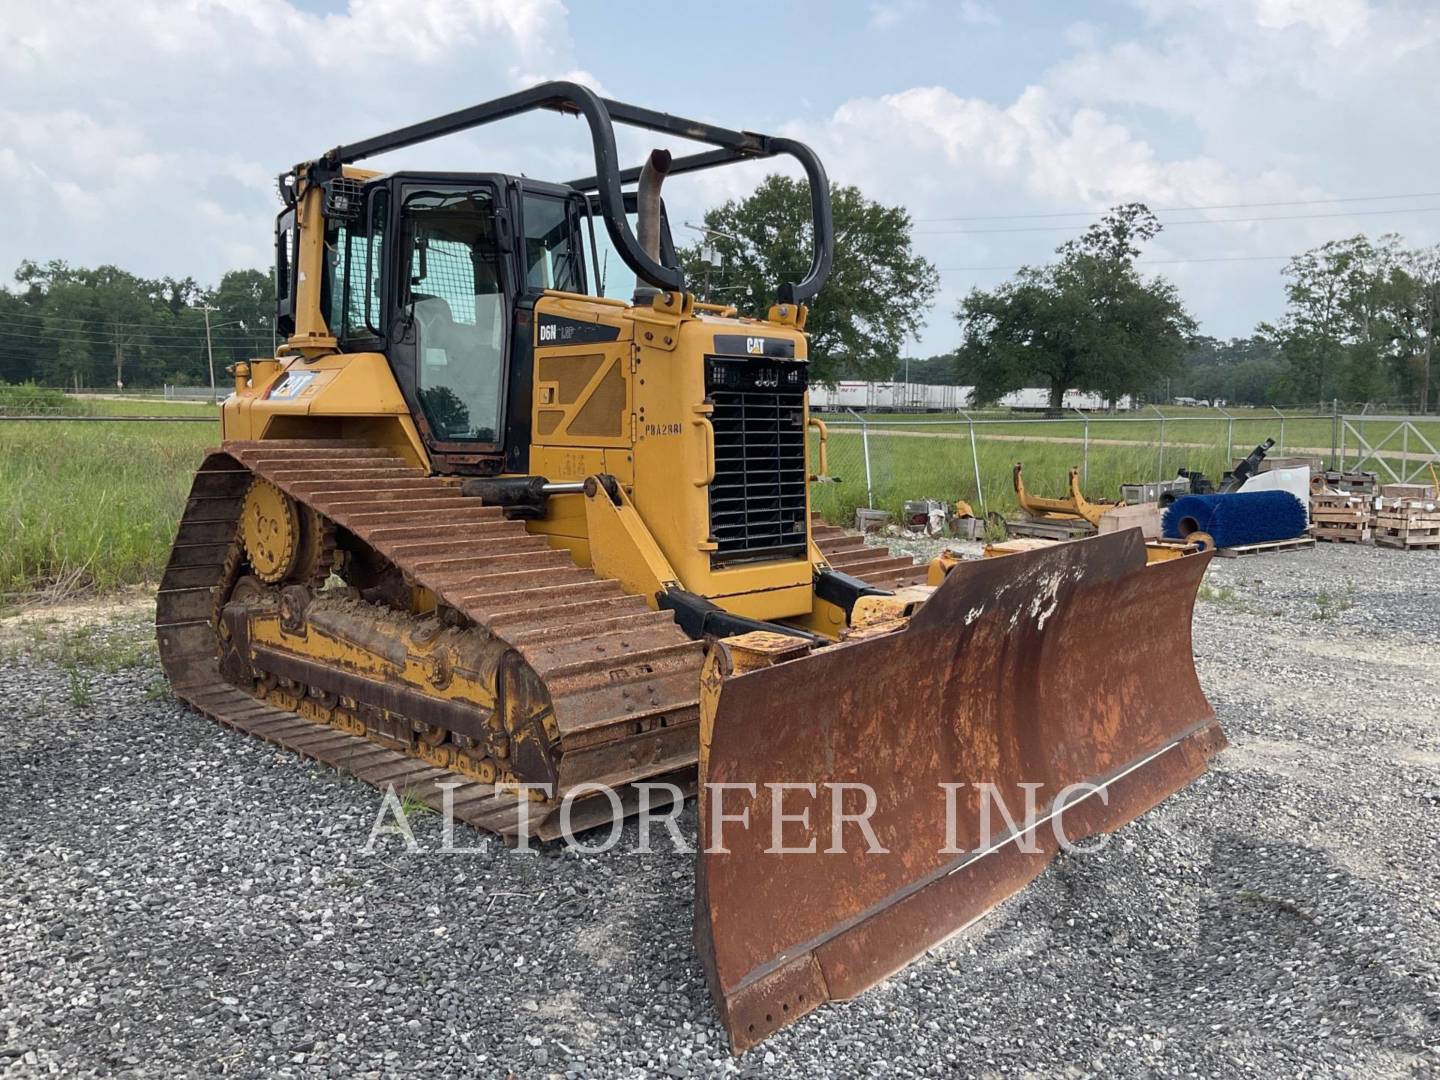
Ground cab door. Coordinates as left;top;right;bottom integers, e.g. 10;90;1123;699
385;178;516;473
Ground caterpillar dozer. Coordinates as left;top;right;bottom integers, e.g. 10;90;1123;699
156;83;1223;1053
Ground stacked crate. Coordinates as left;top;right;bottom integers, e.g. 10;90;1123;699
1374;494;1440;550
1317;469;1378;497
1310;491;1371;543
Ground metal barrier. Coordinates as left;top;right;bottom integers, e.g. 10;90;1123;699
1337;415;1440;484
808;409;1338;526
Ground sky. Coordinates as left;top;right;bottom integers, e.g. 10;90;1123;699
3;0;1438;356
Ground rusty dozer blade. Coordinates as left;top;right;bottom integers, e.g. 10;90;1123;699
695;528;1223;1053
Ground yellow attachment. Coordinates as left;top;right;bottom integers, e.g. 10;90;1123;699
926;550;961;584
849;586;934;631
1012;462;1119;527
1144;539;1204;562
982;533;1205;565
241;479;301;583
582;476;680;601
808;416;832;482
720;630;814;675
984;537;1063;559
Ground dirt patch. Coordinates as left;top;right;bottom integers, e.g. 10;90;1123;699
0;586;155;647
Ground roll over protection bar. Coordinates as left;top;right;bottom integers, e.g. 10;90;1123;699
317;81;833;305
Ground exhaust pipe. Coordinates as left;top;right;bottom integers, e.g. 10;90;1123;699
634;148;673;303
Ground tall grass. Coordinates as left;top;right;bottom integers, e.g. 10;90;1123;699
0;419;216;598
0;384;215;418
0;395;1429;599
811;428;1235;527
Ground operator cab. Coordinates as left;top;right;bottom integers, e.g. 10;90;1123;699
275;171;678;469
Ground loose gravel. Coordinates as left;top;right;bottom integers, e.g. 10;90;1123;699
1;543;1437;1079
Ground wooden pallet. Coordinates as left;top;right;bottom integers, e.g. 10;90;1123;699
1376;531;1440;549
1003;515;1095;540
1372;502;1440;549
1310;523;1371;544
1374;522;1440;549
1214;536;1316;558
1318;470;1377;496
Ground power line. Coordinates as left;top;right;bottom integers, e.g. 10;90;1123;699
0;327;256;349
913;191;1440;223
0;330;271;353
916;205;1440;236
0;324;270;346
935;254;1295;272
0;310;259;338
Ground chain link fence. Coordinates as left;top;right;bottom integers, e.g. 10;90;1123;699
809;407;1367;528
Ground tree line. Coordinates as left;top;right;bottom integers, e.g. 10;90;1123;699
0;261;274;390
683;181;1439;411
6;184;1436;412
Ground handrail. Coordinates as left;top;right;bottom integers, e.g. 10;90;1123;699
318;81;833;305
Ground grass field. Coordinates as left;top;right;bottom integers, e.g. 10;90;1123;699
810;406;1440;526
1;394;1435;600
0;412;217;600
819;406;1440;456
810;429;1240;527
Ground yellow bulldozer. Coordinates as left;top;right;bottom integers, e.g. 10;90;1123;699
156;83;1222;1053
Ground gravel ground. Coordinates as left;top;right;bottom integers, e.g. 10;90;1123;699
1;542;1437;1079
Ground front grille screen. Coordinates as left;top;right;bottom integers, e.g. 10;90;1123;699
705;356;809;564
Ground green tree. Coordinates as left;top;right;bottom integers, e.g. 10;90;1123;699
888;352;962;385
1177;336;1285;406
679;175;938;383
1394;244;1440;413
209;269;276;361
953;204;1196;409
1260;234;1416;406
2;259;276;389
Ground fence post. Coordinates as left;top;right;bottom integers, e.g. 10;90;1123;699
1149;404;1166;479
959;410;986;517
1071;407;1089;486
1271;405;1285;457
1330;398;1339;470
1214;406;1234;468
847;407;874;510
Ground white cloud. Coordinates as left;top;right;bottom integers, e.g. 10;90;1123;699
777;0;1440;348
0;0;580;287
868;0;926;29
3;0;1437;352
958;1;1000;26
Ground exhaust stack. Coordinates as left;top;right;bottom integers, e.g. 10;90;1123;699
634;148;673;303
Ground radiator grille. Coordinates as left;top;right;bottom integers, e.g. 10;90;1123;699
705;357;809;564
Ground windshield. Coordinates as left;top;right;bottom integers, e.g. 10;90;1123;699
401;189;505;442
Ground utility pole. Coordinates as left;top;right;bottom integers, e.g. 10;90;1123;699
111;317;128;390
684;221;740;306
201;305;217;404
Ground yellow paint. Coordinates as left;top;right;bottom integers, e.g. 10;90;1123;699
223;352;428;469
234;157;849;631
583;482;680;600
247;611;500;712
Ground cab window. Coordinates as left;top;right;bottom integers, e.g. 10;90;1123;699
400;189;505;442
522;192;586;294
